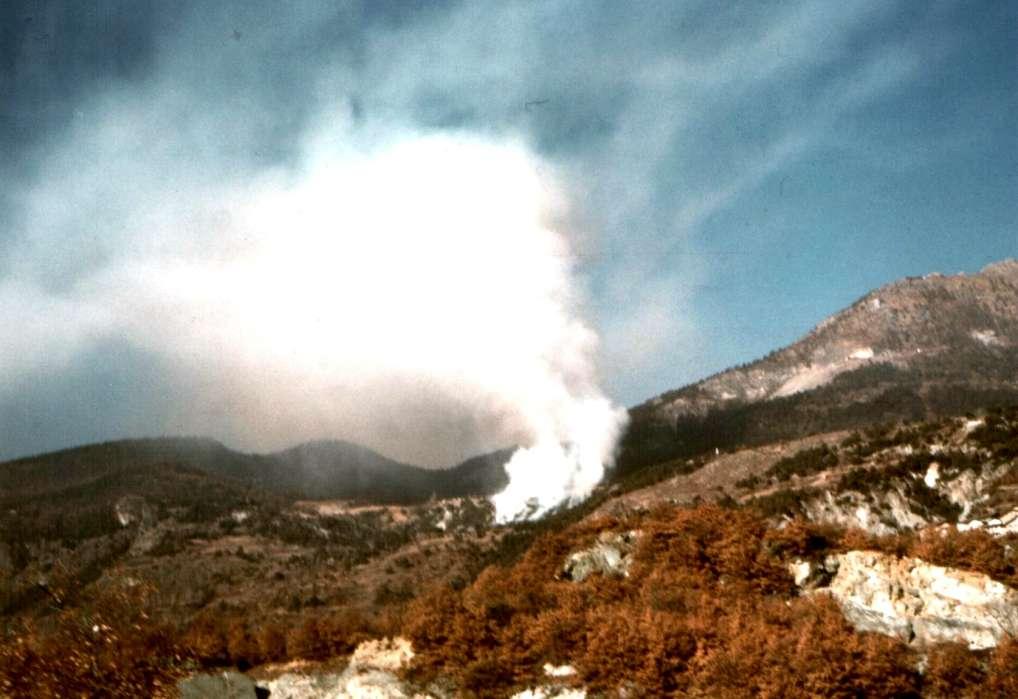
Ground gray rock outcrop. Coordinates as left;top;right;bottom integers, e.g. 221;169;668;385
561;531;640;582
797;550;1018;649
261;636;426;698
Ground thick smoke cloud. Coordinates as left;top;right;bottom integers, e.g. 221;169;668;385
5;94;623;443
1;2;629;515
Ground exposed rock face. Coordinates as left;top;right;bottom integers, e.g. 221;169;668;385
177;637;426;699
562;531;640;582
800;551;1018;650
944;463;1012;521
800;489;927;537
261;636;425;699
957;508;1018;536
793;452;1013;537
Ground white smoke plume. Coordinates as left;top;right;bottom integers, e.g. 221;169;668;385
492;396;627;522
2;87;627;518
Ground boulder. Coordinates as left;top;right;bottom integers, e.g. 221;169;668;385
802;550;1018;649
786;557;836;590
957;507;1018;537
261;636;428;698
562;531;640;582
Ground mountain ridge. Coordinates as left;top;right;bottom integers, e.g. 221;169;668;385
617;259;1018;473
0;435;510;506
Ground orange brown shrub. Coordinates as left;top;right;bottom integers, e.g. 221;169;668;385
0;582;187;697
402;505;928;697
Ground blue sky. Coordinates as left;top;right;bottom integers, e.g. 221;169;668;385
0;1;1015;461
681;1;1017;382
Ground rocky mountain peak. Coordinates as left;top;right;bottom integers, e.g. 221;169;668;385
650;260;1018;418
981;258;1018;276
618;259;1018;474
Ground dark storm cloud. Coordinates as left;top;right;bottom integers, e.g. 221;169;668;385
0;0;171;157
0;338;183;458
